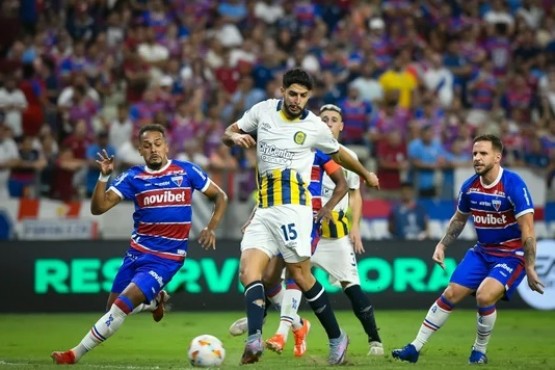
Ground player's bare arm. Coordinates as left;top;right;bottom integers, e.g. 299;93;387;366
348;188;365;254
222;122;256;148
316;165;348;223
91;149;122;215
331;146;379;189
434;211;469;269
517;212;545;294
198;181;229;250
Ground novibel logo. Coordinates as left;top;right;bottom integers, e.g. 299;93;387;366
472;214;507;225
517;240;555;310
138;189;191;207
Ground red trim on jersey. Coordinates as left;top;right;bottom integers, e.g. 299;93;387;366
137;222;191;240
129;240;186;261
312;197;322;211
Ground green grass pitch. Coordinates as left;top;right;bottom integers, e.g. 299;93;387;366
1;310;553;369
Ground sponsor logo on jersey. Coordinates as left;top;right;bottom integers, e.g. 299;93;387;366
259;142;294;165
494;263;514;274
492;199;501;211
137;188;191;207
294;131;306;145
472;213;507;225
261;122;272;131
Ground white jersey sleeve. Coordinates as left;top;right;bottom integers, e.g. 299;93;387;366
236;100;264;133
312;116;340;155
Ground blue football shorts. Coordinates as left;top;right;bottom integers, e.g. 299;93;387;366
450;246;525;300
111;248;183;302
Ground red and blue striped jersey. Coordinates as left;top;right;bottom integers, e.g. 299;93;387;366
109;160;210;261
457;168;534;259
309;150;340;212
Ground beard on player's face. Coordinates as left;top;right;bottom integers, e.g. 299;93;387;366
474;161;494;176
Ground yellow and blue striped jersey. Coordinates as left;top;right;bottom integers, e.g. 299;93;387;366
237;99;340;208
257;168;310;208
320;145;360;238
320;210;350;238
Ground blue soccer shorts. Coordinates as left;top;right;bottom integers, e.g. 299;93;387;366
450;246;525;300
111;248;183;302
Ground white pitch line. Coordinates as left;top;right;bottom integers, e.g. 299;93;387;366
0;361;167;369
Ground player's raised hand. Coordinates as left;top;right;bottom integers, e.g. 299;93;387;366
198;227;216;250
432;243;446;270
364;172;380;189
525;267;545;294
96;149;115;176
233;133;257;149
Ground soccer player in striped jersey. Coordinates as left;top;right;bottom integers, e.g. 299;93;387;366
312;104;384;356
223;68;379;365
392;134;544;364
51;124;228;365
228;149;349;358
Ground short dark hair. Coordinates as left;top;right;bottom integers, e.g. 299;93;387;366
473;134;503;153
283;68;313;90
139;124;166;139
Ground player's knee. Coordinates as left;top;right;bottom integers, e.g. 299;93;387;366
475;289;498;306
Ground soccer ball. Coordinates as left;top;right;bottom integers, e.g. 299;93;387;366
187;334;225;367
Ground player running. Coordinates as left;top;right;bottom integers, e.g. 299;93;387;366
51;124;228;364
392;134;544;364
223;68;379;365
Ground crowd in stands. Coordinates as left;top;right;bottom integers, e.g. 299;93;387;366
0;0;555;203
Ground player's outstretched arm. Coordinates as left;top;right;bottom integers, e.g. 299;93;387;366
517;212;545;294
433;211;469;269
91;150;122;215
198;181;229;250
330;146;379;189
222;123;256;148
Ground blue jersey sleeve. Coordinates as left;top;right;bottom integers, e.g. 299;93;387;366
456;175;477;214
507;172;534;217
314;149;332;167
186;162;210;192
110;170;135;200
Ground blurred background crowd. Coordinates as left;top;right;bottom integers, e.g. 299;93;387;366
1;0;555;203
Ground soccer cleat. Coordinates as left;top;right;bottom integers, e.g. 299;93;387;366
292;319;311;357
392;343;419;363
50;350;76;364
469;347;488;364
152;290;170;322
367;341;384;356
229;317;248;336
241;335;264;365
265;333;285;354
328;330;349;365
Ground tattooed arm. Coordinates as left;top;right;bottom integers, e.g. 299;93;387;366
432;211;469;269
517;212;544;294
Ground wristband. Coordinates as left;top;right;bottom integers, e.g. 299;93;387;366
98;173;110;182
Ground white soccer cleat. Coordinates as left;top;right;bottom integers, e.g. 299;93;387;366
229;317;248;336
368;341;384;355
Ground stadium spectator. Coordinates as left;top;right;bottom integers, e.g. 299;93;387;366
388;181;429;240
0;123;20;198
8;134;46;197
85;131;116;197
376;130;409;197
0;76;28;138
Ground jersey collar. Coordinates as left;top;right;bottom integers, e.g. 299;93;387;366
277;100;309;122
480;167;503;189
